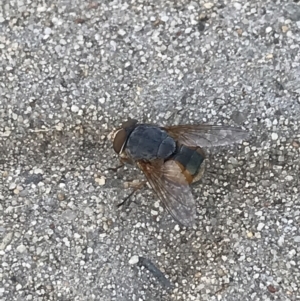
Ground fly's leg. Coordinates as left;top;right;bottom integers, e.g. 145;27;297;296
107;157;130;172
108;157;145;207
117;180;147;208
107;164;124;172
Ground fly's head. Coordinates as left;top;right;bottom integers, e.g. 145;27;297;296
112;118;138;161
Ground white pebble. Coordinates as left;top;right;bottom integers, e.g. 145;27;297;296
129;255;139;265
266;27;272;34
271;133;278;140
221;255;227;261
3;130;11;137
16;244;27;253
245;146;250;154
33;168;43;174
154;201;160;208
255;210;263;216
63;237;70;247
16;284;22;290
87;247;93;254
71;105;79;113
55;45;61;53
55;123;64;131
234;3;242;10
294;236;300;243
203;3;214;9
110;40;117;51
118;29;126;36
278;236;285;247
9;183;16;190
288;249;296;258
150;210;158;216
44;27;52;35
161;15;169;22
247;231;254;238
257;222;265;231
95;177;106;186
255;232;261;238
84;207;93;216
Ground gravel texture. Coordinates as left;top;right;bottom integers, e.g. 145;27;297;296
1;0;300;300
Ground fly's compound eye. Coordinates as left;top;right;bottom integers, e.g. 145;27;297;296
113;128;127;154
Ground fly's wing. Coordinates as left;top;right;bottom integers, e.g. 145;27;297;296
164;124;249;148
137;160;196;227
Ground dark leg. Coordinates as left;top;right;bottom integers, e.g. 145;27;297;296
117;190;136;208
106;158;126;172
117;180;147;208
107;164;124;172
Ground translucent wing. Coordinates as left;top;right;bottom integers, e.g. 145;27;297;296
164;124;249;148
137;160;196;227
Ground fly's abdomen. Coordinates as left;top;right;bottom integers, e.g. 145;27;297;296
171;145;206;184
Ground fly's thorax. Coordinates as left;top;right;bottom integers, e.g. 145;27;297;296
171;145;206;184
126;124;176;161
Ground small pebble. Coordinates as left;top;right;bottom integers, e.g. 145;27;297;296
151;210;158;216
95;177;106;186
44;27;52;35
294;236;300;243
234;3;242;10
271;133;278;140
118;29;126;36
71;105;79;113
129;255;139;265
161;15;169;22
266;53;273;59
247;231;254;238
266;27;272;33
267;284;277;293
278;236;285;247
257;223;265;231
16;244;27;253
9;183;16;190
203;3;214;9
57;192;66;201
33;168;43;174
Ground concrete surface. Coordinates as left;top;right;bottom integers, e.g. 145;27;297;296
1;0;300;300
